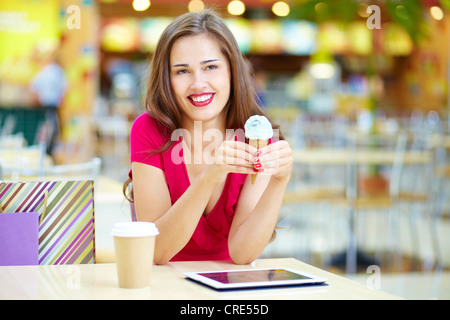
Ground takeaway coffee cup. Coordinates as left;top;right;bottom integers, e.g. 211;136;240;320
111;222;159;288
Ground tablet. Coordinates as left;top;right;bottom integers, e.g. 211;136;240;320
184;268;327;290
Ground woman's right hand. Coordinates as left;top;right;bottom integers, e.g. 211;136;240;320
205;140;257;183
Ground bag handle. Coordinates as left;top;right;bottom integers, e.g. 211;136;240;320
39;189;48;226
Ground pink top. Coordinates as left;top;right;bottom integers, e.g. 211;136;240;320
129;113;247;261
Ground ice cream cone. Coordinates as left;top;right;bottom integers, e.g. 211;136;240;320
245;115;273;185
250;139;268;184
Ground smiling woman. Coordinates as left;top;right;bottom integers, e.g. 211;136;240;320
124;9;293;265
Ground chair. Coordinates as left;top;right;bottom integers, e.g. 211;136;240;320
0;131;50;180
0;132;27;157
398;112;448;271
344;130;408;273
423;126;448;270
280;116;349;265
284;114;349;204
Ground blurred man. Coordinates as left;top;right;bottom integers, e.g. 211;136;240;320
30;48;67;155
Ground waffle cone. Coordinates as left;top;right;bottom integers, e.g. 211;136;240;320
250;139;268;185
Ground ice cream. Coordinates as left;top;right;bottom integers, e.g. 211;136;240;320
244;115;273;184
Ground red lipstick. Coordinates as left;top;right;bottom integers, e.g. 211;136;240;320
188;93;215;107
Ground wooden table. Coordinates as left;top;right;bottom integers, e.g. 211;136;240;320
0;258;400;300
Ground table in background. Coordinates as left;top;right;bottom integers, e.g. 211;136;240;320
0;258;400;300
293;148;432;165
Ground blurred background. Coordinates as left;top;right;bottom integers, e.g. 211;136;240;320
0;0;449;299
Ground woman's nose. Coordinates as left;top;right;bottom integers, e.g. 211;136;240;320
190;70;207;90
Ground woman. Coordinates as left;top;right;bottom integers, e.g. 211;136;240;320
125;9;293;265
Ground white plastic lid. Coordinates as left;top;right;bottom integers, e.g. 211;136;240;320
111;222;159;238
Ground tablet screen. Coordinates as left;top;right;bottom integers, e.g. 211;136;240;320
185;268;327;290
197;269;312;284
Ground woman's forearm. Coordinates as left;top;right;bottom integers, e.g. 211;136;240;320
150;171;217;264
228;176;290;264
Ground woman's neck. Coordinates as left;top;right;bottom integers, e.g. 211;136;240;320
181;117;226;164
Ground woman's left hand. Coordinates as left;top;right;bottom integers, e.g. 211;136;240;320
252;140;293;182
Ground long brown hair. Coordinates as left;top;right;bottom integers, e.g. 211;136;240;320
124;9;282;201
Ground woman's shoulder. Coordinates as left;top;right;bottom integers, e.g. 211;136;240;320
130;112;167;147
132;112;165;135
132;112;160;130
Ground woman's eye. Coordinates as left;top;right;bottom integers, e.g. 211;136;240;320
205;65;217;71
176;69;188;75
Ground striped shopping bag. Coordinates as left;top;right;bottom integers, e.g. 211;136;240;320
0;180;95;265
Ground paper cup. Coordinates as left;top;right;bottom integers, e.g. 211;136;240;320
111;222;159;289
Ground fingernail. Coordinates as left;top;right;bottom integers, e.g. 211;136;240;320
259;169;264;172
254;163;261;169
256;150;262;156
253;157;260;164
253;168;259;173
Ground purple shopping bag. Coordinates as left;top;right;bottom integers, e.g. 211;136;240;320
0;212;39;266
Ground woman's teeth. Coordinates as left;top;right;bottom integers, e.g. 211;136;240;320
190;94;213;102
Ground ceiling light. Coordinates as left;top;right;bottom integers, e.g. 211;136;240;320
132;0;150;12
227;0;246;16
430;6;444;21
272;2;290;17
188;0;205;13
